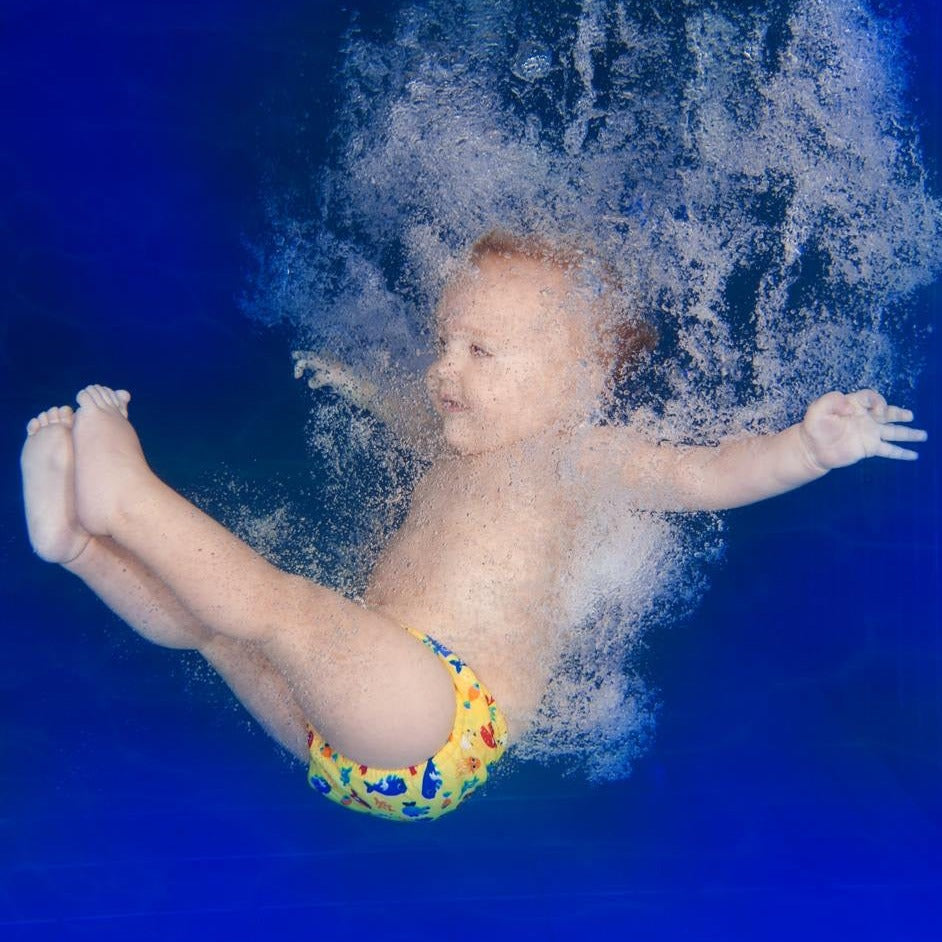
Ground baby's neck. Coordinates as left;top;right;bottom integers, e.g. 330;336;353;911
440;419;589;474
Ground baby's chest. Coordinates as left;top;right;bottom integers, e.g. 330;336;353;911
404;499;556;584
370;479;573;609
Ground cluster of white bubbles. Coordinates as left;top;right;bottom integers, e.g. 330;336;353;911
243;0;941;779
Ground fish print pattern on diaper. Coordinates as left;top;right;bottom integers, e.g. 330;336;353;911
306;629;508;821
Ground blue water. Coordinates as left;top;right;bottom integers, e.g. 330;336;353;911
1;1;939;938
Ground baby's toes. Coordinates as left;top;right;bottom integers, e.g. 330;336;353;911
76;386;105;410
49;406;74;427
103;387;129;415
77;385;122;412
94;384;120;408
98;385;130;415
27;408;60;434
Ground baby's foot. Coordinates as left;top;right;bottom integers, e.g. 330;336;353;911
72;384;147;536
20;406;91;564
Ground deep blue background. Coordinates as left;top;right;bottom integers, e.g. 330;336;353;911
1;1;940;938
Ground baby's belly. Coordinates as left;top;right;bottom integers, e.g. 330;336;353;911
363;576;555;741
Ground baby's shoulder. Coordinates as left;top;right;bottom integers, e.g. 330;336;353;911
555;421;655;485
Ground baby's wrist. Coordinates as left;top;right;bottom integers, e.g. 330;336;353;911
795;422;830;476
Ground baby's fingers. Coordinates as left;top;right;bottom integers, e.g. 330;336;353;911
876;422;927;460
876;442;920;460
880;423;927;443
882;405;914;423
292;351;335;380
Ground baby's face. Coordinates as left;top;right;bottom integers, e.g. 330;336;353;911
426;252;605;455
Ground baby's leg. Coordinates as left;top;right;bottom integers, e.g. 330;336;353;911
70;385;456;770
23;403;207;648
22;406;309;758
70;538;311;760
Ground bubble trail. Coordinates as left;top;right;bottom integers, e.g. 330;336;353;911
244;0;941;780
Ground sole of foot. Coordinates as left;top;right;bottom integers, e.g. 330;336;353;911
21;405;91;564
72;384;143;536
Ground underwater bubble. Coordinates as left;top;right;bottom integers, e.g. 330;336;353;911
510;41;554;81
246;0;941;780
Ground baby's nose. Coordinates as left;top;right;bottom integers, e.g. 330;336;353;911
426;357;449;392
429;350;457;380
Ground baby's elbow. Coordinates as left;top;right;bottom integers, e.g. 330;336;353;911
669;486;728;514
673;468;751;513
631;468;717;513
659;455;725;512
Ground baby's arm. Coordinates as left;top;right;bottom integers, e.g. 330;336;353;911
293;351;440;450
584;390;926;511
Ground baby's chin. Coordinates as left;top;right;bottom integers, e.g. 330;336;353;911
441;416;577;457
440;430;494;457
439;420;510;457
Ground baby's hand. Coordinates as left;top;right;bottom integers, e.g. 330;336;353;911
800;389;927;471
292;351;378;408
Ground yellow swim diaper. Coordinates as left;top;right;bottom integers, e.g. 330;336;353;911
306;627;508;821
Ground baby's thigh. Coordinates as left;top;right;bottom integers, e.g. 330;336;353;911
260;577;456;769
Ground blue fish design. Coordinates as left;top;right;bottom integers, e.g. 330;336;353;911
363;774;408;796
424;636;454;659
401;803;431;818
308;775;331;795
421;758;443;799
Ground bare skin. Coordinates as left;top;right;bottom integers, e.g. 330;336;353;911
21;251;927;777
21;405;91;566
20;404;311;758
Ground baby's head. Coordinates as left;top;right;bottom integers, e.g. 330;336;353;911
427;229;656;455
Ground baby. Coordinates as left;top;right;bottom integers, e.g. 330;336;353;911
20;231;926;821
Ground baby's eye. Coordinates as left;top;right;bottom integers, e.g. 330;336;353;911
469;344;491;358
